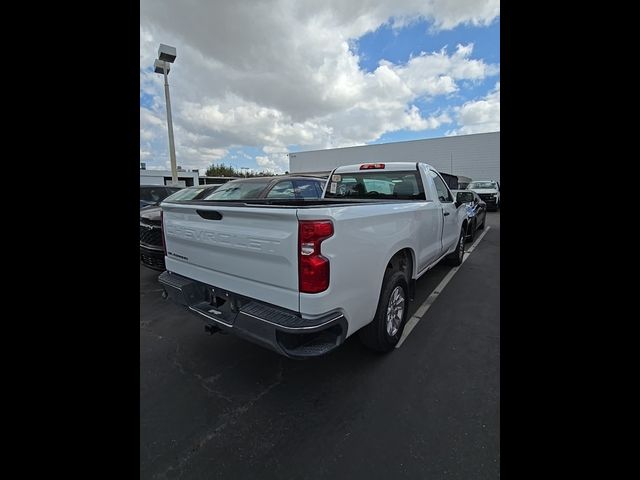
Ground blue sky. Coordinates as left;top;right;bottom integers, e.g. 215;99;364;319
140;2;500;174
356;19;500;143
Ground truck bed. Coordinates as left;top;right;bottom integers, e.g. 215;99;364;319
163;198;415;208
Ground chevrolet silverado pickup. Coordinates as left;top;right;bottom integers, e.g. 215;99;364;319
158;162;468;358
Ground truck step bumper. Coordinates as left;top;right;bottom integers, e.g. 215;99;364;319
158;271;347;359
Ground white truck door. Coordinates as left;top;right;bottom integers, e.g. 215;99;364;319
429;170;459;254
415;202;443;271
413;165;442;271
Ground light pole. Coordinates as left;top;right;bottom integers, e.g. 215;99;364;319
240;167;250;178
154;44;178;186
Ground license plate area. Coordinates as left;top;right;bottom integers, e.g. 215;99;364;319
189;286;240;326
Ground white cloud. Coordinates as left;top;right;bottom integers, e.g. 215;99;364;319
140;1;499;170
448;82;500;135
140;108;164;142
427;0;500;30
255;155;284;173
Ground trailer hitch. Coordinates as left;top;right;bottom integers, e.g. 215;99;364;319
204;324;221;335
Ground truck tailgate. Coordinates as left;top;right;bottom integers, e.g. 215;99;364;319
162;203;300;312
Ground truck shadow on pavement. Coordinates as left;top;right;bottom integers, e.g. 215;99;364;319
139;229;498;480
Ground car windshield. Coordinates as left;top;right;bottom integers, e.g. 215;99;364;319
324;171;425;200
140;186;178;203
164;186;212;202
468;182;497;189
166;186;220;202
202;179;272;200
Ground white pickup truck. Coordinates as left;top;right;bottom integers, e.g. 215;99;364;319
159;162;468;358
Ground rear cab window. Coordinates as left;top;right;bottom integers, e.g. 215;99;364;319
324;170;425;200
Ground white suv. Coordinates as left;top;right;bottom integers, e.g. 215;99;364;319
467;180;500;211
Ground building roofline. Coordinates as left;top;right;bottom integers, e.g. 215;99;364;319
289;131;500;157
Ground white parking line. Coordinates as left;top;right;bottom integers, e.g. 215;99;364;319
396;226;491;348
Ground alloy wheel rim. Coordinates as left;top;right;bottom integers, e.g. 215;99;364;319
386;286;405;337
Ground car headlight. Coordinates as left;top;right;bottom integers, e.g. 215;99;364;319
492;193;498;198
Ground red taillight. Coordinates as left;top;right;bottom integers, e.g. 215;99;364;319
359;163;385;169
160;211;167;257
298;220;333;293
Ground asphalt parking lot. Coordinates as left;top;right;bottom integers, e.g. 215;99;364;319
140;212;500;480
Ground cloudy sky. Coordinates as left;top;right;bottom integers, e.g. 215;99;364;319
140;0;500;174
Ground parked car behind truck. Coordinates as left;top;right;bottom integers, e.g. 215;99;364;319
467;180;500;211
140;185;182;209
203;175;326;201
141;177;326;271
453;190;487;242
158;162;468;358
140;184;222;271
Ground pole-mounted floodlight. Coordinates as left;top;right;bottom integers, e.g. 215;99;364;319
154;44;179;186
158;44;177;63
153;59;170;74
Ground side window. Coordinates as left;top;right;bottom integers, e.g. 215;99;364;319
294;179;323;199
140;188;152;201
430;171;453;203
266;180;295;199
141;187;165;202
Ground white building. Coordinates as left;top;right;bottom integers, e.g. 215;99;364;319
139;168;200;187
288;131;500;183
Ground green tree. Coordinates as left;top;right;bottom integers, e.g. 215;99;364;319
205;162;277;178
205;163;238;177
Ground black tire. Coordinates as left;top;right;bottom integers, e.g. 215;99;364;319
359;271;409;352
446;227;465;266
466;220;476;243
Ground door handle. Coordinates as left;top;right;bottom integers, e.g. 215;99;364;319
443;212;450;216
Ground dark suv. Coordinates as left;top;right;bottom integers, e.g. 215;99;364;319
140;185;182;209
140;184;221;270
140;176;326;271
202;176;326;201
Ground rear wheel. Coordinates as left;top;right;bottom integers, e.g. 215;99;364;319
359;271;409;352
